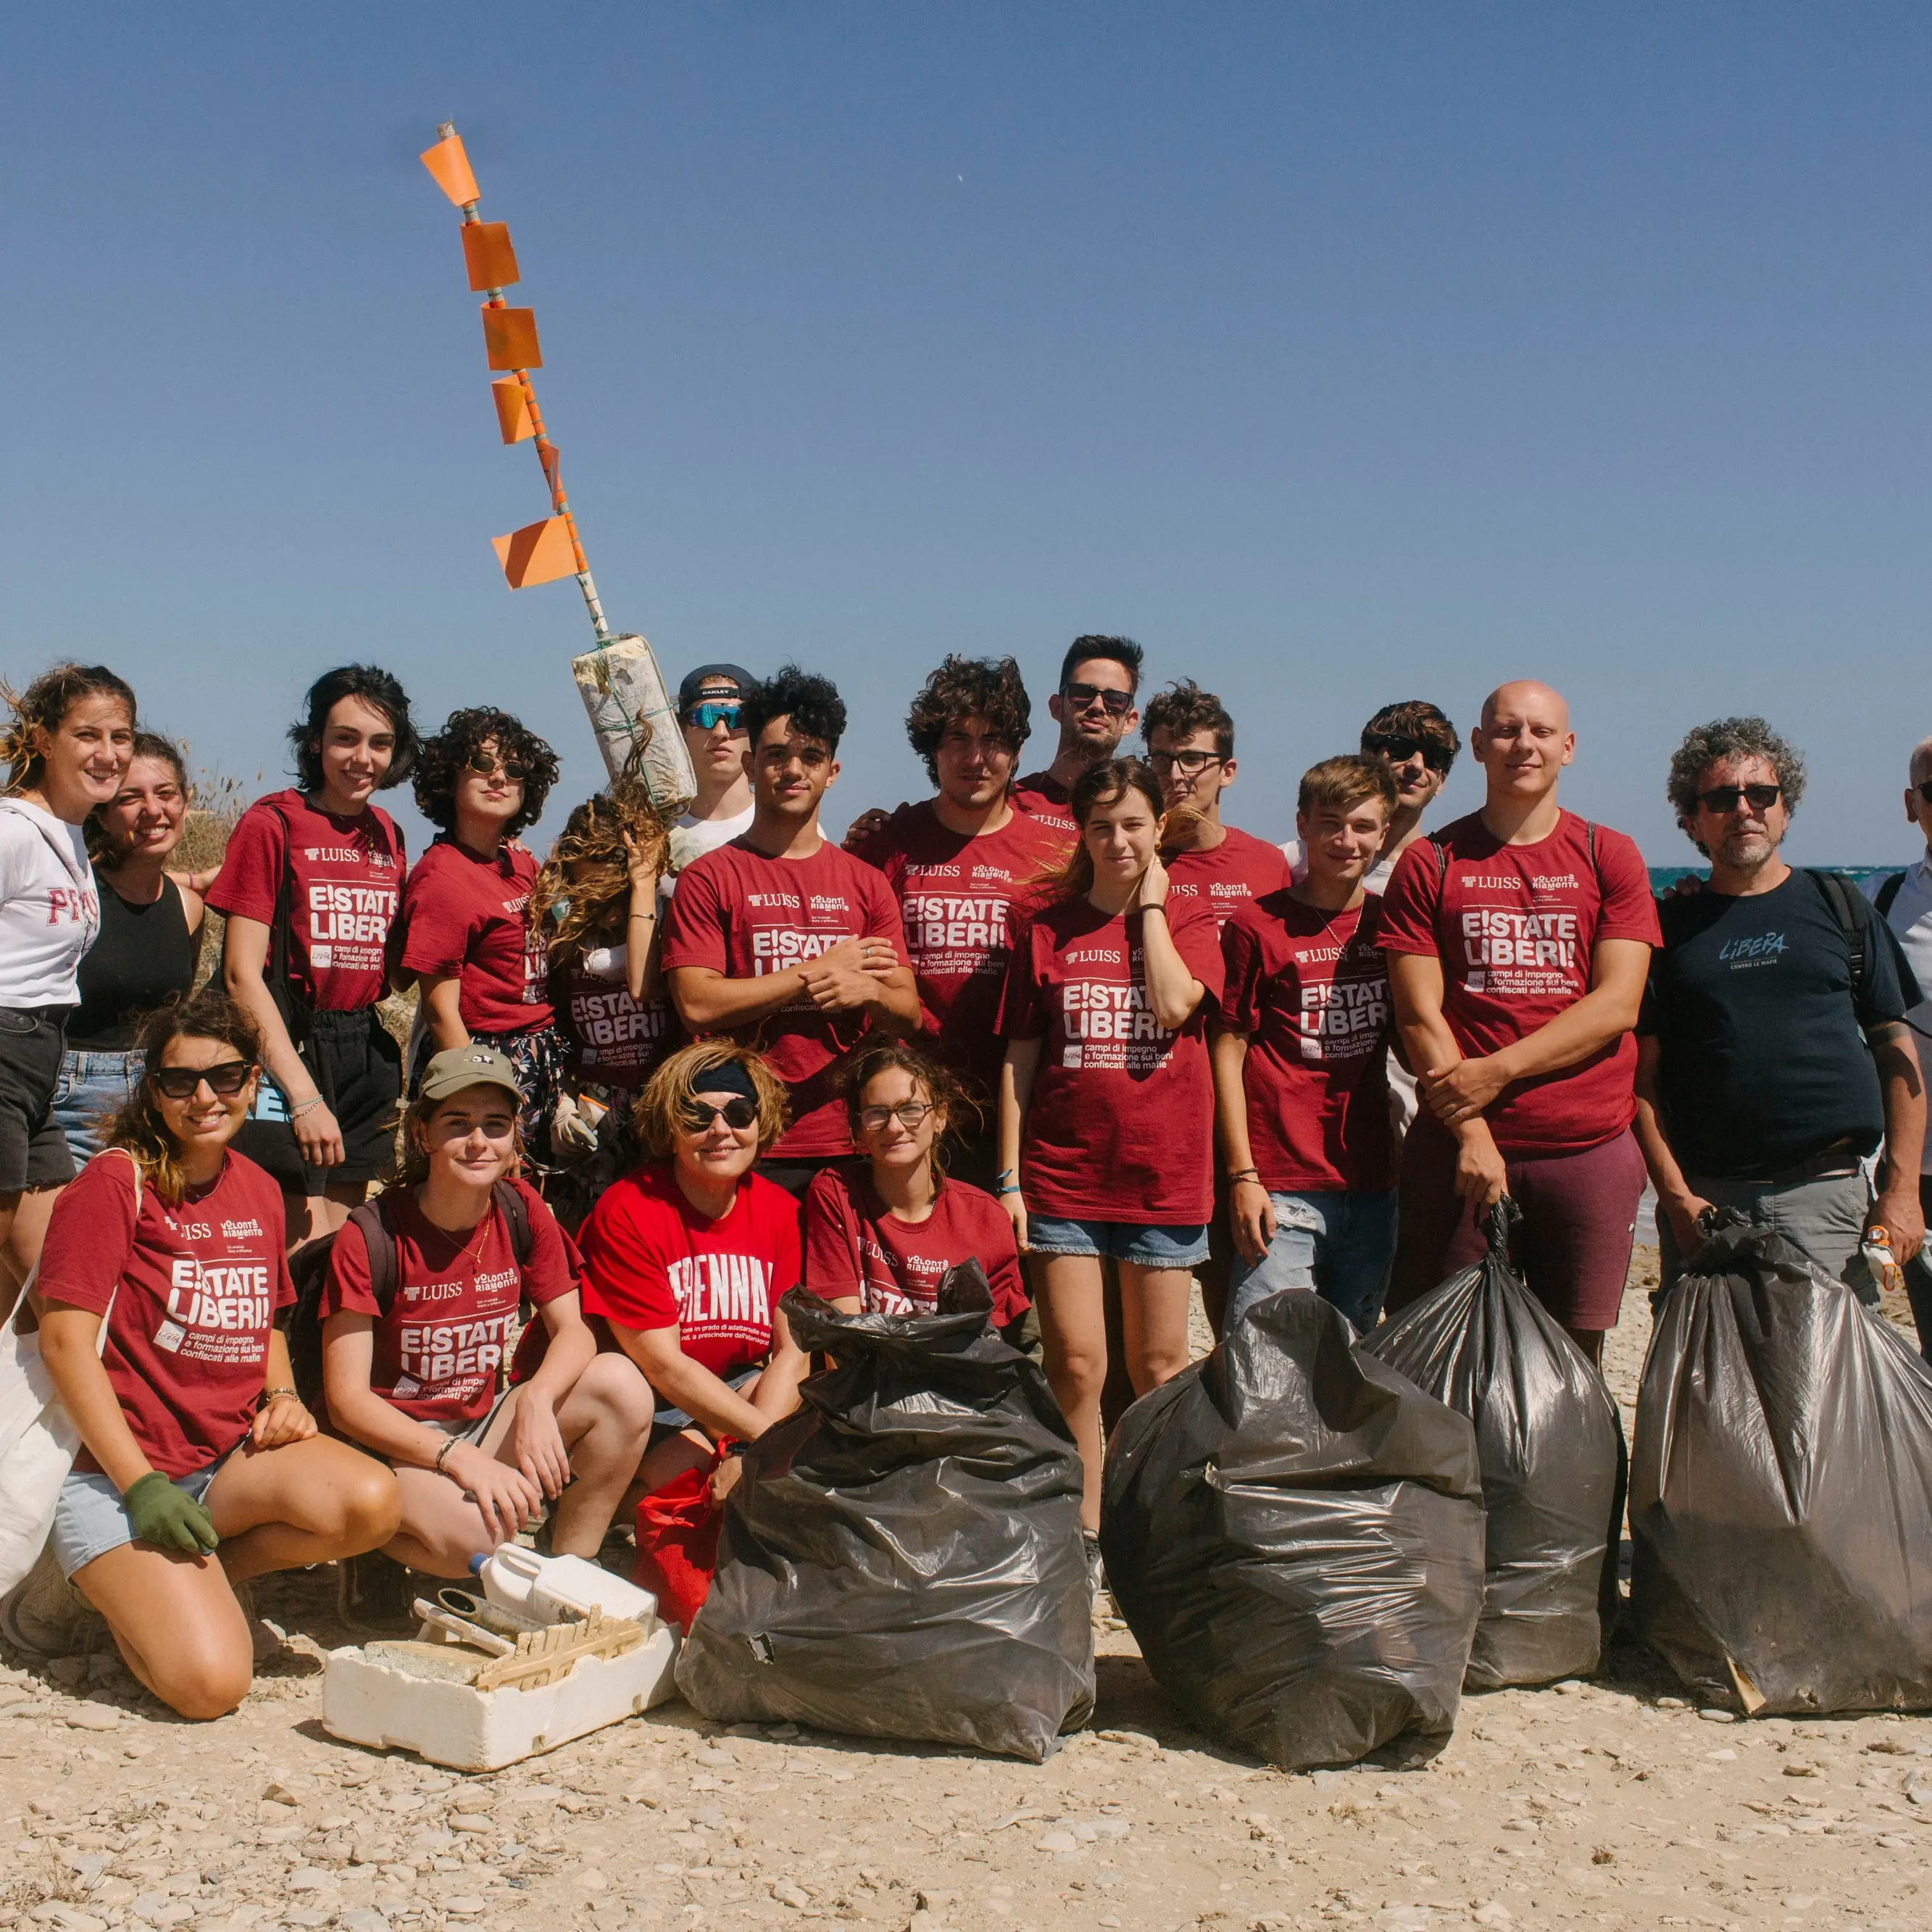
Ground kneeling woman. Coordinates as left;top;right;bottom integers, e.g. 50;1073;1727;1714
578;1042;809;1502
320;1046;654;1580
36;991;401;1720
804;1038;1027;1330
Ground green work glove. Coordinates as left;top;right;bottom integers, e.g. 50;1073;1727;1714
122;1471;220;1557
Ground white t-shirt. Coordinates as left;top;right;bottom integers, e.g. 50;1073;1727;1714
1279;836;1399;894
1868;855;1932;1175
0;799;100;1006
664;802;755;897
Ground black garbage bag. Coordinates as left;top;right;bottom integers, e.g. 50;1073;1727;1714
674;1265;1094;1761
1099;1288;1485;1770
1362;1199;1625;1689
1631;1213;1932;1715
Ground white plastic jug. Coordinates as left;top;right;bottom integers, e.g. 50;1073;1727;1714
471;1546;659;1629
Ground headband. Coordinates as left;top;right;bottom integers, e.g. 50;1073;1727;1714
688;1060;760;1106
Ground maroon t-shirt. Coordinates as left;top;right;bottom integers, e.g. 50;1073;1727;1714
996;896;1225;1223
551;955;678;1088
1163;826;1295;935
1009;771;1080;840
206;789;406;1011
396;838;552;1036
659;837;910;1157
1376;809;1660;1154
1221;891;1394;1194
850;801;1065;1106
38;1150;295;1477
801;1163;1028;1323
318;1178;576;1424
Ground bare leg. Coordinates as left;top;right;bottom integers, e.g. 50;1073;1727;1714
1032;1253;1108;1535
548;1354;656;1557
1117;1262;1196;1397
74;1542;254;1720
206;1433;401;1583
0;1184;59;1325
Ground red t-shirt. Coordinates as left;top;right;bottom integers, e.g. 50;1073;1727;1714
850;801;1065;1106
1220;891;1394;1194
317;1178;575;1424
659;837;911;1157
1163;826;1295;935
38;1150;294;1477
1010;771;1080;840
396;838;552;1036
578;1162;802;1378
801;1163;1028;1323
206;789;406;1012
996;896;1226;1223
1376;809;1661;1153
551;956;678;1088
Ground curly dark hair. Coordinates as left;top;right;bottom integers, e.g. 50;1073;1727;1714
1667;716;1807;825
1058;634;1144;695
740;665;846;754
1361;699;1460;773
288;665;417;792
1141;679;1233;760
904;656;1032;786
413;707;561;838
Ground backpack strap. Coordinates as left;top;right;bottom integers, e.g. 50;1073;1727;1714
262;801;312;1056
347;1196;400;1314
492;1179;534;1270
1806;869;1875;1019
1876;870;1907;919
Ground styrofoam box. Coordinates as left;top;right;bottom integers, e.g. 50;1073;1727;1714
322;1625;680;1771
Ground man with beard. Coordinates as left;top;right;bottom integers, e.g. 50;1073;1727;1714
1010;636;1144;838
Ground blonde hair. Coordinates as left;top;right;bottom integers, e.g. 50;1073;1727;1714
633;1041;790;1159
530;778;674;965
102;990;260;1207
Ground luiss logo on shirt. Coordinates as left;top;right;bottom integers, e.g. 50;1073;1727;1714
395;1268;520;1395
1060;944;1178;1069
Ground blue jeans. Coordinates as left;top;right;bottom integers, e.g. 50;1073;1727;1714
1225;1188;1399;1333
50;1048;143;1167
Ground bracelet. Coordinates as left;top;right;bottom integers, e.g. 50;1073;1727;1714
433;1436;459;1476
288;1096;325;1119
1226;1167;1262;1185
259;1386;297;1407
996;1183;1024;1198
994;1168;1016;1186
628;909;656;920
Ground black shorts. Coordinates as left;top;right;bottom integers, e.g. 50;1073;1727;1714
233;1007;401;1198
0;1005;75;1194
757;1155;845;1202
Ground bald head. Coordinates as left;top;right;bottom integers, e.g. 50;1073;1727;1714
1910;736;1932;788
1481;680;1570;732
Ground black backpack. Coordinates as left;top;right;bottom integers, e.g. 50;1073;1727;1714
285;1181;534;1407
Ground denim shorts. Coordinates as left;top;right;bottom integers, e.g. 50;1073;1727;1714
51;1047;143;1166
51;1442;241;1578
1025;1216;1211;1267
651;1365;759;1446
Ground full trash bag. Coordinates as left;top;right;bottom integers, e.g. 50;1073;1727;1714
1631;1213;1932;1715
674;1265;1094;1761
1100;1288;1485;1770
1362;1199;1625;1689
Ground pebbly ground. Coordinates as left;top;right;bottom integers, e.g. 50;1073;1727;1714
2;1249;1929;1932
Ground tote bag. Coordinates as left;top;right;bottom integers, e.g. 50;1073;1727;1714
0;1153;131;1595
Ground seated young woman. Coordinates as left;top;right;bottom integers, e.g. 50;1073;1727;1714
576;1041;809;1505
802;1037;1027;1331
319;1045;654;1586
30;990;401;1720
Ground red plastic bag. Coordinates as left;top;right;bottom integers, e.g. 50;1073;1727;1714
633;1458;720;1631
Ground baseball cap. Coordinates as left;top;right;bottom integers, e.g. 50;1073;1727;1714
418;1045;523;1106
678;663;755;716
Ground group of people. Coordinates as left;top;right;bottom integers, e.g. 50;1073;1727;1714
0;636;1925;1721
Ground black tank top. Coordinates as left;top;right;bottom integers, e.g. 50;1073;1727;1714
69;877;199;1051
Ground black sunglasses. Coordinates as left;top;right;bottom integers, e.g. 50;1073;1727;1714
1916;780;1932;806
1062;681;1133;717
465;748;530;782
1363;732;1452;773
680;1096;759;1132
153;1060;255;1100
1696;783;1782;815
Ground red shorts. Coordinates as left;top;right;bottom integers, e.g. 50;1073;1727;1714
1388;1115;1646;1331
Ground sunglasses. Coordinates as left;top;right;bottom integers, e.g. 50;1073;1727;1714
1917;780;1932;806
1696;783;1782;815
683;701;743;732
1062;681;1133;717
1147;749;1223;778
858;1100;934;1133
680;1096;760;1133
1363;732;1452;773
465;749;530;782
153;1060;255;1100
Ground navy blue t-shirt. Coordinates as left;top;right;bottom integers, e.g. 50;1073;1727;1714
1641;870;1918;1181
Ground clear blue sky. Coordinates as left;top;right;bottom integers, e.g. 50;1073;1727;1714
4;5;1930;864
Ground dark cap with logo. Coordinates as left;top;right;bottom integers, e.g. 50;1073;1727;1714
678;663;756;716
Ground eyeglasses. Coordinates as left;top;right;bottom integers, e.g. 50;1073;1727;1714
465;749;530;782
1696;783;1783;816
679;1096;760;1133
152;1061;255;1100
1146;749;1223;778
683;701;743;732
858;1100;933;1133
1062;681;1133;717
1363;732;1452;773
